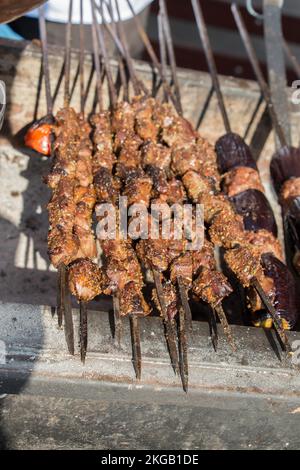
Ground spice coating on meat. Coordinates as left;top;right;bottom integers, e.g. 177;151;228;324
183;170;213;201
94;167;121;204
224;246;263;287
123;169;153;208
209;211;246;249
134;97;158;141
245;230;283;261
193;268;233;306
142;141;171;171
68;258;103;301
119;282;150;317
222;167;264;197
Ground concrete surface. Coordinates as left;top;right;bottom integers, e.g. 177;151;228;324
0;302;300;449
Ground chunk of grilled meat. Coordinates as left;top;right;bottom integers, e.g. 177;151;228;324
224;246;264;287
222;166;264;198
141;141;171;171
119;281;151;317
68;258;103;302
193;268;233;307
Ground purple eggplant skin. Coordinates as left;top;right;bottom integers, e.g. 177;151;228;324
270;146;300;194
215;132;257;174
261;253;299;329
229;189;278;237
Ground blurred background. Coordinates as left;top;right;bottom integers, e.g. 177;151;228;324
3;0;300;84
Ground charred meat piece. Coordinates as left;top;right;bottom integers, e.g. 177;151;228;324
68;258;103;302
117;133;143;169
170;251;193;287
171;143;202;176
162;115;197;147
192;239;216;276
48;227;79;267
198;193;234;224
112;101;135;151
73;185;97;259
94;167;121;204
123;169;153;207
136;238;170;272
193;268;233;307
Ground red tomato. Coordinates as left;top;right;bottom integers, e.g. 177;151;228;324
25;123;52;156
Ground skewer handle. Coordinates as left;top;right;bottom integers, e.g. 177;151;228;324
231;3;287;148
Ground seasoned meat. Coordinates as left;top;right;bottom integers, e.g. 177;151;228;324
245;229;283;261
209;211;246;249
222;166;264;197
68;258;103;301
171;143;202;176
119;281;150;317
141;141;171;170
193;268;233;306
224;246;263;287
182;170;213;202
94;167;121;204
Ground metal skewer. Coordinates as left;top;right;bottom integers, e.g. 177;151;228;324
64;0;73;108
57;264;74;355
129;315;142;380
153;269;180;375
91;0;103;112
125;0;180;113
215;304;236;352
90;0;124;349
157;11;168;103
78;0;89;364
79;0;85;115
57;0;75;355
283;40;300;78
231;3;287;148
79;300;88;363
93;0;117;108
208;307;218;352
96;0;125;57
38;5;52;116
178;304;188;392
93;0;145;377
252;277;291;352
155;4;192;385
231;3;292;351
159;0;183;115
192;0;288;350
114;0;147;96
